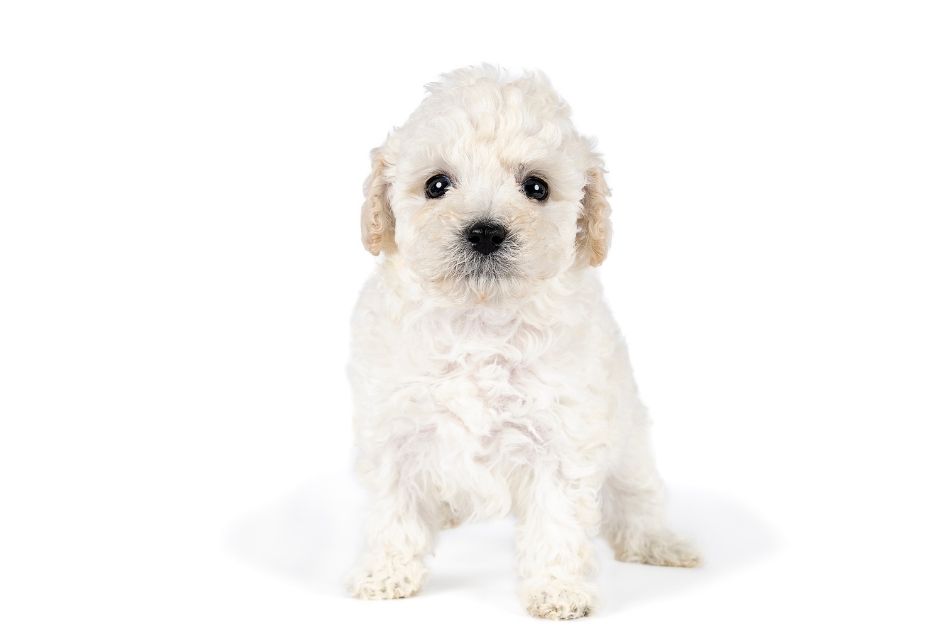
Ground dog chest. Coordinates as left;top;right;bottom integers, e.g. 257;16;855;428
386;318;595;453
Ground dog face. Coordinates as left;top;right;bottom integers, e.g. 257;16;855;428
361;67;612;301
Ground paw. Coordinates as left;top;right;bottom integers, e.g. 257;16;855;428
614;530;702;568
438;501;463;530
522;578;596;620
346;554;426;600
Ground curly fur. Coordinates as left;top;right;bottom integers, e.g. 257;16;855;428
347;65;699;619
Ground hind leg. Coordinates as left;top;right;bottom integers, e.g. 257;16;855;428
602;425;701;568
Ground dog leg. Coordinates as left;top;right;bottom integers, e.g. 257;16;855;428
515;461;600;620
347;485;435;600
602;426;701;568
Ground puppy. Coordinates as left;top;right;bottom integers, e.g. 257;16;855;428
346;66;699;620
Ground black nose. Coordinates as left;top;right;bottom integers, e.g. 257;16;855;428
466;221;508;255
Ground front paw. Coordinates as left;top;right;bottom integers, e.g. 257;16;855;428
522;578;596;620
346;554;426;600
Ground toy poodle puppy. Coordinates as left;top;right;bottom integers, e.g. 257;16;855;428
346;65;699;620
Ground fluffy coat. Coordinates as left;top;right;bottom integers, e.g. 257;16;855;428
347;66;699;620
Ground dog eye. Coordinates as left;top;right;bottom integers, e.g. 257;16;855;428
522;176;549;201
424;174;452;199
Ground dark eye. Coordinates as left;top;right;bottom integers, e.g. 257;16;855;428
424;174;452;199
522;176;549;201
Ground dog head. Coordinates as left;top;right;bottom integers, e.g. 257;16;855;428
361;66;611;301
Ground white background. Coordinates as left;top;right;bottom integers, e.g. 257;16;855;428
2;1;943;628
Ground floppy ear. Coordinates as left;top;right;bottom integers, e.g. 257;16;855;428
576;162;612;266
360;146;396;256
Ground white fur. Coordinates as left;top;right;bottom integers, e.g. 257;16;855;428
346;66;699;619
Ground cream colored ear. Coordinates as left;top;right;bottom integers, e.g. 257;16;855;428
360;147;395;256
576;164;612;266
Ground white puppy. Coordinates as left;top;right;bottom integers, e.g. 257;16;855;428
347;66;699;620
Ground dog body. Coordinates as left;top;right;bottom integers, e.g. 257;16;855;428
347;67;698;619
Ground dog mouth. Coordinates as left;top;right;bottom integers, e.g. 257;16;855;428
444;223;520;283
